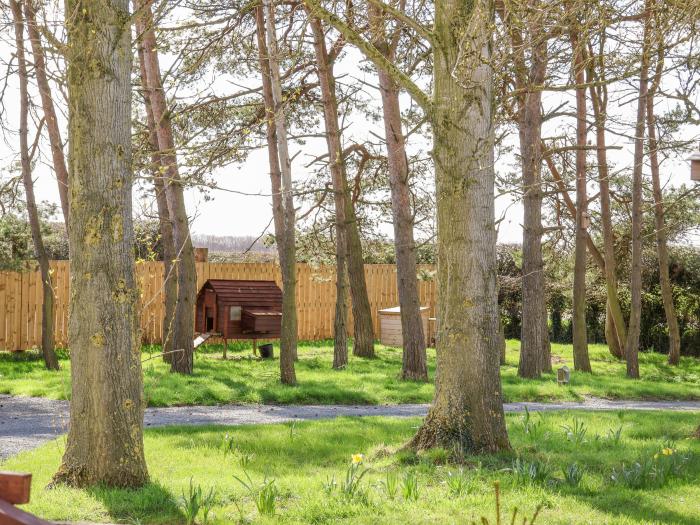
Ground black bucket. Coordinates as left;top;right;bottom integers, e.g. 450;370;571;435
259;343;274;359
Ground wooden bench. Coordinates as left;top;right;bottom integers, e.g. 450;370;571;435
0;472;53;525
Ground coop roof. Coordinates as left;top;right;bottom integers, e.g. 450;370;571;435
379;306;429;315
201;279;282;308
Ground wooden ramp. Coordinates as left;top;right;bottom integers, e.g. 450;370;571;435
193;332;214;349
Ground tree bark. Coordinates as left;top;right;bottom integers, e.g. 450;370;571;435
135;34;176;363
23;0;69;225
587;47;627;360
540;300;552;372
258;2;297;382
53;0;148;487
409;0;510;453
647;79;681;365
626;2;652;379
11;0;59;371
498;314;507;365
345;209;375;358
135;0;196;374
368;5;427;380
605;302;624;358
570;23;592;372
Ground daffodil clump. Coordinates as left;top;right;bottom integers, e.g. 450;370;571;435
653;447;675;459
611;443;689;489
321;453;371;501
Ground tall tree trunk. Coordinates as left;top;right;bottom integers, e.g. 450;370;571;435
11;0;59;371
306;16;348;368
53;0;148;487
517;52;547;379
495;0;550;378
259;1;297;382
309;16;375;361
626;3;652;379
587;48;627;360
368;5;427;381
23;0;69;225
647;80;681;365
136;0;196;374
410;0;510;453
135;36;176;363
570;21;592;372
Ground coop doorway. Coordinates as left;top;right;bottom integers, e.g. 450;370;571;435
205;307;214;332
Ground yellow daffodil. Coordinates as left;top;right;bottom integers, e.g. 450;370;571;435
351;453;364;465
662;448;674;456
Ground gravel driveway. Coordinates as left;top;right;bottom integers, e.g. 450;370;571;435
2;394;699;461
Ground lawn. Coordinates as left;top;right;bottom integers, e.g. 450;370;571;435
0;340;698;406
2;411;699;524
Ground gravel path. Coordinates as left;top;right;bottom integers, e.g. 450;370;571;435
2;394;699;461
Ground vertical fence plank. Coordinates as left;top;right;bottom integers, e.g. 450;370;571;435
0;272;7;350
9;270;22;350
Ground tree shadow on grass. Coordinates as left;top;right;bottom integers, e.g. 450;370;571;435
568;486;700;525
87;480;183;525
155;417;416;470
256;381;379;405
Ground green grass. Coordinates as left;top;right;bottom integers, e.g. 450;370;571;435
3;411;699;524
0;340;698;406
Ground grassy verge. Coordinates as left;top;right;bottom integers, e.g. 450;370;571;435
2;411;699;524
0;340;698;406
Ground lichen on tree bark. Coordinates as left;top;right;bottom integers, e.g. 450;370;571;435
52;0;148;488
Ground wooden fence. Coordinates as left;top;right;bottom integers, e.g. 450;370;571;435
0;261;437;351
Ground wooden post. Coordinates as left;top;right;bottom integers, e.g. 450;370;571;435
0;473;31;505
0;472;54;525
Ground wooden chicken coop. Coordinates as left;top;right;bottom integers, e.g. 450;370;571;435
690;151;700;181
195;279;283;355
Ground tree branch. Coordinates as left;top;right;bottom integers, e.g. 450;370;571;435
364;0;434;46
303;0;432;113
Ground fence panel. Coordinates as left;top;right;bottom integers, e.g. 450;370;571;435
0;261;436;350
